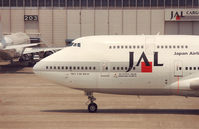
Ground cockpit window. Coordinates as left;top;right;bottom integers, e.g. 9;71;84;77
77;43;81;47
72;43;81;47
68;42;81;47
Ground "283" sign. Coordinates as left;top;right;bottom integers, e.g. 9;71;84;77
24;15;38;21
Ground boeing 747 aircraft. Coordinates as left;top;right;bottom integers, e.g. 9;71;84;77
34;35;199;112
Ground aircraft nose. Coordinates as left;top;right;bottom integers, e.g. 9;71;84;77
33;61;43;74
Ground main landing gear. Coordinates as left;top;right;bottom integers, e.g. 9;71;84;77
85;92;97;113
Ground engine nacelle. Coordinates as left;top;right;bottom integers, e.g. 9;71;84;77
190;80;199;90
169;78;199;97
170;78;199;90
4;32;30;46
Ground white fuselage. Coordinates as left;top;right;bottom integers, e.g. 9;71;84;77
33;35;199;97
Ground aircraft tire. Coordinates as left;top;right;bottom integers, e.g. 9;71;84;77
88;103;97;113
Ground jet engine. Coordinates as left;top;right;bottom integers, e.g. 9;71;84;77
169;77;199;97
3;32;30;46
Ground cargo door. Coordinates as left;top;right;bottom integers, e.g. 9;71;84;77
174;60;183;77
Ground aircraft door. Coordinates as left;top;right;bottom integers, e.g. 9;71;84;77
100;62;110;77
145;36;155;55
174;60;183;77
98;61;111;88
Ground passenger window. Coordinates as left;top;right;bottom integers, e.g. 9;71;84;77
165;46;168;49
69;66;72;70
194;67;196;70
66;66;68;70
133;67;135;70
113;67;115;70
185;45;188;48
46;66;48;69
185;67;188;70
181;45;184;48
113;46;116;49
157;45;160;49
109;46;112;49
117;67;120;70
54;66;56;69
173;46;176;49
169;45;172;49
117;46;120;49
73;67;76;70
77;67;80;70
50;66;52;69
125;46;128;49
85;67;88;70
77;43;81;47
62;66;64;69
179;67;182;70
141;45;144;49
161;46;164;48
58;66;60;70
121;46;124;49
190;67;192;70
89;66;92;70
93;67;96;70
133;45;136;49
125;67;128;70
129;46;132;49
177;45;180;48
137;45;139;49
81;66;84;70
105;67;108;70
121;67;123;70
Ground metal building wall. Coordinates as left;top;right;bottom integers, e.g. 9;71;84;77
151;10;164;35
0;8;165;47
11;9;24;33
39;9;53;46
24;9;39;34
67;10;81;39
165;22;199;35
123;10;136;35
53;10;67;47
1;9;11;34
95;10;108;35
81;10;95;36
109;10;122;35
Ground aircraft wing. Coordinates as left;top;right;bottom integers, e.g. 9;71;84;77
23;47;63;54
4;43;39;50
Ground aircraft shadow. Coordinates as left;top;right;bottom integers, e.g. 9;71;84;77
41;109;199;115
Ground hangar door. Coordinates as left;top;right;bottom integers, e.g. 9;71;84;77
165;22;199;35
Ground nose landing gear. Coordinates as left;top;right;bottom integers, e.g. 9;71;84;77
85;92;97;113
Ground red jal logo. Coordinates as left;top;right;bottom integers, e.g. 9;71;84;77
170;11;184;20
126;52;163;73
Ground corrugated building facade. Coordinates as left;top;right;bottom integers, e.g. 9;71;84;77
0;0;199;46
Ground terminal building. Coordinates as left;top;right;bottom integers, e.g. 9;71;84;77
0;0;199;46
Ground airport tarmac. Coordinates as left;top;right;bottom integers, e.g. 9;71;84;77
0;64;199;129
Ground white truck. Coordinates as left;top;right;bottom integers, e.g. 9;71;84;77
19;46;63;66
